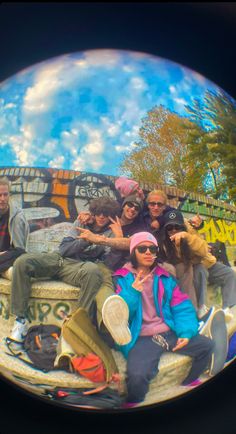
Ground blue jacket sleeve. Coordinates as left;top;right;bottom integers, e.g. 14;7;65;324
115;275;141;320
169;281;199;339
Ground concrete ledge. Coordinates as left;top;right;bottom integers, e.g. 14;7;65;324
0;309;236;408
0;276;80;324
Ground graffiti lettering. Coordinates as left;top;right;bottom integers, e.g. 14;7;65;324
199;219;236;245
25;301;71;322
53;302;70;320
76;186;115;199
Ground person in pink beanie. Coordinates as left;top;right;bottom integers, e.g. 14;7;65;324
115;177;145;200
102;232;214;406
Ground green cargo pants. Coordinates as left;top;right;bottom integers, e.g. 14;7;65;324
11;252;103;318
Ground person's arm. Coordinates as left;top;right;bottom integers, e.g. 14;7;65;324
170;231;209;257
59;222;91;257
114;274;140;318
77;227;130;250
12;211;29;250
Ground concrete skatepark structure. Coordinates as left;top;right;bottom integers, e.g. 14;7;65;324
0;166;236;409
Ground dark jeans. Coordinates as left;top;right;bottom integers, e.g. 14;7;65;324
0;247;25;273
126;331;214;403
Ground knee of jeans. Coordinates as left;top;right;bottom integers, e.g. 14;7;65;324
13;253;30;269
82;262;103;281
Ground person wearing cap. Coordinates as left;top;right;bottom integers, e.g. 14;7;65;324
158;210;236;319
101;231;213;406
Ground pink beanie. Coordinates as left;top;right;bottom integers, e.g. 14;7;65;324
115;177;144;198
130;232;158;254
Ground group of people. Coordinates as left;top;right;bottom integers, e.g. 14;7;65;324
1;175;236;406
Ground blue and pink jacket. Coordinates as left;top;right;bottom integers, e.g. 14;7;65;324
113;264;199;358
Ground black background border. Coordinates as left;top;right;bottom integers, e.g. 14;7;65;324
0;3;236;434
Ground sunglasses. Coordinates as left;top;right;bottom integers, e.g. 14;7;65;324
126;201;140;212
136;245;157;254
148;202;165;207
166;224;185;232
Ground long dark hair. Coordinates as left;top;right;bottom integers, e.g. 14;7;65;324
157;225;192;267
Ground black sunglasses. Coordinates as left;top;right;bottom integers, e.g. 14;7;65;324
126;201;140;212
136;245;157;254
166;224;185;232
148;201;165;207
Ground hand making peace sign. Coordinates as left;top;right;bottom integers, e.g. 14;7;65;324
132;270;153;292
108;216;123;238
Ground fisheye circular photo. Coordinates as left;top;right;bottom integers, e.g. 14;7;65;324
0;49;236;411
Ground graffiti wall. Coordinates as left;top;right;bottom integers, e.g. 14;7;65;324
1;166;236;247
199;219;236;244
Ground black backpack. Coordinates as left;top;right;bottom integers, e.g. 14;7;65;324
6;324;61;372
45;386;124;410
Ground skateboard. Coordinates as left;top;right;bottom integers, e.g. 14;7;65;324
207;309;228;376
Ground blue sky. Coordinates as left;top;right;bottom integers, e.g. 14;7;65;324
0;49;220;176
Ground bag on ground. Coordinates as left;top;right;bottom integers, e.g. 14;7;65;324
61;308;119;384
45;386;124;409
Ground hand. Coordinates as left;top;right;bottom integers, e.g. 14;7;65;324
208;245;213;253
76;227;98;243
108;216;123;237
77;212;95;225
169;231;186;246
189;213;202;229
0;251;7;255
150;220;160;230
132;270;153;292
172;337;189;352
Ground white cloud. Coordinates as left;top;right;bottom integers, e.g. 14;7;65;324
130;76;147;91
169;85;176;94
49;155;65;168
5;103;16;109
24;63;64;114
173;97;188;106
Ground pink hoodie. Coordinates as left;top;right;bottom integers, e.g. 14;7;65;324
123;262;170;336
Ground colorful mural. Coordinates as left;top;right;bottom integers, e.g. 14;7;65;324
1;166;236;246
199;219;236;245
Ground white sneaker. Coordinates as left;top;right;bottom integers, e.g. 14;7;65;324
8;318;29;342
102;295;131;346
222;307;234;322
198;304;209;319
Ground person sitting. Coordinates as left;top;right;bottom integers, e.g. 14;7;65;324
7;197;121;343
77;194;147;334
158;210;236;320
0;177;29;275
141;189;176;236
101;232;214;406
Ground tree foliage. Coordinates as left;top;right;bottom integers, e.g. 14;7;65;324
120;106;207;192
120;90;236;203
186;90;236;201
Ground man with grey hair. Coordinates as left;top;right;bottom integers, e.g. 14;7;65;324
0;177;29;273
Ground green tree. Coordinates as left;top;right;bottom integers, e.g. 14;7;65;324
186;90;236;201
120;106;207;192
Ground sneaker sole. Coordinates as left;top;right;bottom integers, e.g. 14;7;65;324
102;295;131;346
208;309;228;376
